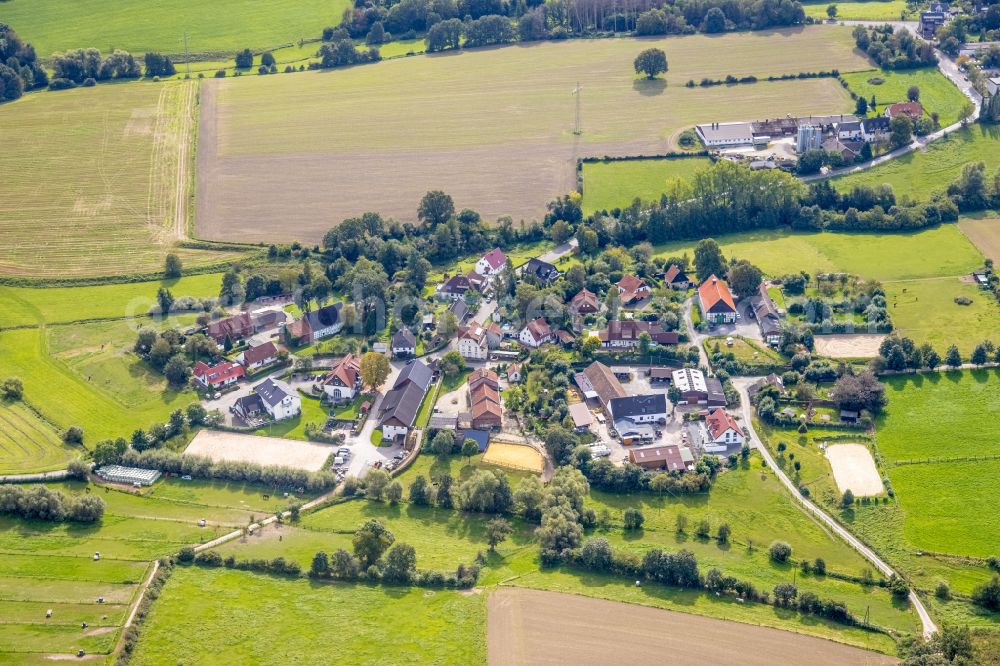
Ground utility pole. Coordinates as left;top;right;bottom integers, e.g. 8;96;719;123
183;32;191;79
572;82;582;135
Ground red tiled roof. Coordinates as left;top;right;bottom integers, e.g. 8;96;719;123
664;264;687;284
525;318;551;341
193;360;244;386
324;353;360;388
706;408;741;439
570;289;600;313
886;101;923;119
617;275;649;303
698;275;736;313
468;368;499;390
242;341;277;366
629;444;686;471
481;248;507;271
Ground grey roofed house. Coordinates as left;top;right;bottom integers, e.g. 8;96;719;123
747;373;784;401
392;328;416;350
429;414;459;430
862;116;891;132
520;258;560;284
449;299;469;322
393;359;433;392
695;122;754;147
255;377;294;408
233;393;265;419
609;394;668;422
706;377;727;406
378;381;426;429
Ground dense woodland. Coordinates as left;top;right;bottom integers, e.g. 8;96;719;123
0;24;48;101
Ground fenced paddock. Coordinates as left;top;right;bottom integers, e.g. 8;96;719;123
185;430;333;472
826;443;883;496
482;443;544;473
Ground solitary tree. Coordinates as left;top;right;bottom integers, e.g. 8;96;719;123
946;344;962;369
417;190;454;227
889;115;913;148
633;48;668;80
486;517;513;551
907;85;920;102
841;488;855;507
461;437;479;461
360;351;390;391
854;95;868;116
769;541;792;563
623;507;645;530
826;4;837;18
352;519;395;568
164;253;182;278
157;288;174;315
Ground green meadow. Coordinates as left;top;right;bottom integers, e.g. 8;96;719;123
0;477;306;661
0;401;79;475
130;566;487;665
802;0;909;20
841;67;969;127
833;125;1000;201
2;0;350;58
581;157;713;214
884;278;1000;355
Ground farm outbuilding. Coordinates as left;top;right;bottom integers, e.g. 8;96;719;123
95;465;161;486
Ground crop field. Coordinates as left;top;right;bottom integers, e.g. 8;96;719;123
0;401;79;475
1;0;349;59
580;156;713;213
959;216;1000;263
833;125;1000;201
841;67;968;127
0;81;236;278
130;566;487;665
0;478;296;662
489;588;896;666
802;0;908;20
197;27;870;241
0;324;198;443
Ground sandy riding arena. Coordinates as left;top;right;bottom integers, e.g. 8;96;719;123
813;334;887;358
482;443;545;473
488;588;896;666
826;443;884;497
185;430;332;472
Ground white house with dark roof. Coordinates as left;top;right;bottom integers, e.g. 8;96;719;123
391;328;417;358
519;318;553;348
254;377;301;421
378;360;433;440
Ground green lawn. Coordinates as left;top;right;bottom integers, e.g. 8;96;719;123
884;278;1000;355
833;125;1000;201
705;336;787;369
253;391;328;441
130;566;487;665
581;157;713;214
653;225;984;281
803;0;909;20
0;400;79;475
2;0;350;58
841;68;968;128
0;273;223;329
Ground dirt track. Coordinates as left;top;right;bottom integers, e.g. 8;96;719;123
184;430;333;471
813;334;886;359
488;588;897;666
826;443;884;497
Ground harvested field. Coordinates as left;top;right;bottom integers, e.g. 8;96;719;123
197;28;868;241
959;216;1000;264
826;444;884;497
487;588;897;666
184;430;333;471
813;333;887;358
482;443;545;473
0;81;235;278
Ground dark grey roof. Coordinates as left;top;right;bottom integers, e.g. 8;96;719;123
522;258;560;282
392;328;416;348
394;359;432;391
706;377;727;405
838;121;862;132
379;381;426;428
459;429;490;452
609;394;667;421
255;377;294;407
449;299;469;321
304;303;342;330
862;116;891;131
234;393;265;415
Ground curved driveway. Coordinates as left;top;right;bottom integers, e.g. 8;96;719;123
729;376;937;637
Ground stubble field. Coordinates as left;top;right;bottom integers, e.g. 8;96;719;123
197;27;870;241
0;81;235;278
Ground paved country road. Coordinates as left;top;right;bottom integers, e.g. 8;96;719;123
730;376;938;638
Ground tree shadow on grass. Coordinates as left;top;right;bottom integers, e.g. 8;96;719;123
632;78;667;96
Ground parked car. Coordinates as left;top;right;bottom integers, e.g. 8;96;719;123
393;452;404;461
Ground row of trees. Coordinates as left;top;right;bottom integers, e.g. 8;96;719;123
0;484;105;523
876;334;1000;372
50;48;142;85
0;24;48;102
335;0;806;47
